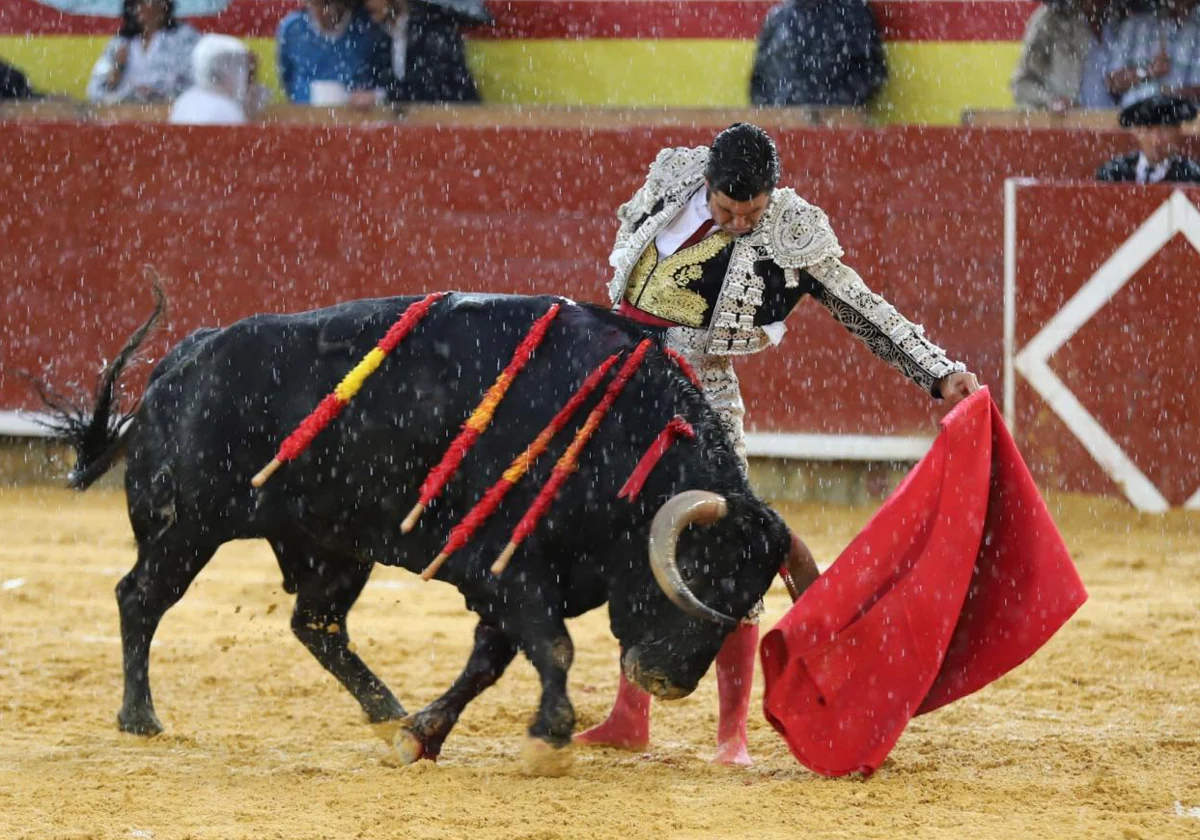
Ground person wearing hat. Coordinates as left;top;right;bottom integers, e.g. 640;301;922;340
1097;94;1200;182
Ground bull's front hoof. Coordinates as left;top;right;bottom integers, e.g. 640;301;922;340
392;728;426;766
117;708;163;736
521;738;573;777
371;719;404;746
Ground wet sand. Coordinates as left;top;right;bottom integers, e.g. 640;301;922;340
1;487;1197;840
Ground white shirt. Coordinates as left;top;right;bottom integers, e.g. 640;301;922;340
169;86;247;125
124;32;163;90
655;187;715;256
389;15;411;82
1135;152;1172;184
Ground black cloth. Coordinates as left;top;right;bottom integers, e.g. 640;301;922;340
749;0;887;107
0;60;37;100
371;3;480;103
1096;151;1200;183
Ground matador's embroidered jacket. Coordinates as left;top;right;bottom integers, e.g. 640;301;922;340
607;146;965;394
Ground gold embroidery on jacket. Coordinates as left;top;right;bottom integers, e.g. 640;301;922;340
623;231;734;327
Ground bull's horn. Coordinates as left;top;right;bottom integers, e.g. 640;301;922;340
648;490;737;626
780;529;820;602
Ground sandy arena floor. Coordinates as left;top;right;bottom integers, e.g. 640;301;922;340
0;486;1197;840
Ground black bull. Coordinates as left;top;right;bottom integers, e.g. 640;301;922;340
44;291;816;766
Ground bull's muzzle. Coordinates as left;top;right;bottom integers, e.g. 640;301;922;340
621;646;693;700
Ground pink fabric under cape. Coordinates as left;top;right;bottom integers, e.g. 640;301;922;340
760;388;1087;777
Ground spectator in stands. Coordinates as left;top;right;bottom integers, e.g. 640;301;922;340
1097;93;1200;181
86;0;200;104
361;0;485;103
1012;0;1122;110
169;34;251;125
1105;0;1200;108
749;0;887;107
277;0;387;104
1;58;39;100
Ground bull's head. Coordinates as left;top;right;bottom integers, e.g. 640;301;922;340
612;490;815;700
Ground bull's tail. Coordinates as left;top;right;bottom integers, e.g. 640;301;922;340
30;280;167;490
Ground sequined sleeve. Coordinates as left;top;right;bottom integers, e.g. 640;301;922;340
806;257;965;395
612;186;651;261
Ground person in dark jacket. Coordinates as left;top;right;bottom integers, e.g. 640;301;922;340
749;0;887;107
1;59;39;100
1097;94;1200;183
363;0;483;103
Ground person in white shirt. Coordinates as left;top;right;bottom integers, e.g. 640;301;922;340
169;34;252;125
87;0;200;104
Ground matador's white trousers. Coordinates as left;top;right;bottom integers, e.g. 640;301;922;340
668;345;747;470
668;344;764;624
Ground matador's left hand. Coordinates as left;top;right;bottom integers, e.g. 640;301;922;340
937;371;981;408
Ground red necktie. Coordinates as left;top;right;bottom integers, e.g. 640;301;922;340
674;218;715;255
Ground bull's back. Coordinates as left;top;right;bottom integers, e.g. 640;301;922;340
124;294;646;517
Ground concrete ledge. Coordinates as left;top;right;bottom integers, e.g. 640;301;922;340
1;436;913;504
747;457;912;506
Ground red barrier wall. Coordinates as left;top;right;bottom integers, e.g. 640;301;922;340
1;0;1038;40
1011;182;1200;506
0;122;1147;446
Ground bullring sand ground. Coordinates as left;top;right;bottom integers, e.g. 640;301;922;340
1;487;1198;839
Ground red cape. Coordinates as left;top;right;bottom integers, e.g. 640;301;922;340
760;389;1087;777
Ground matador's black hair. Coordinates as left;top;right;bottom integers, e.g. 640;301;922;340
705;123;780;201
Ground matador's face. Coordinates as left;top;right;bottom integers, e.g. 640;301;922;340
705;184;770;237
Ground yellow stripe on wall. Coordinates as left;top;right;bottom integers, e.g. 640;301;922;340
470;39;757;108
879;42;1024;124
2;36;1023;125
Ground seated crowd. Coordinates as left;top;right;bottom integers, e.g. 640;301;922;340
1011;0;1200;112
0;0;1198;180
24;0;484;124
4;0;1197;116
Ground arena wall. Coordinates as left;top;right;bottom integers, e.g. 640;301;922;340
9;121;1195;505
1;0;1032;124
1006;181;1200;510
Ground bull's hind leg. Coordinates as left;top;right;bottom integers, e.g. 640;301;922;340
271;537;405;725
116;535;219;735
393;620;517;763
